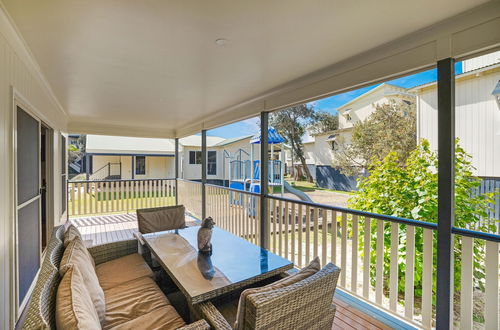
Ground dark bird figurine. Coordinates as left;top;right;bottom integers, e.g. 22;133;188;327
198;217;215;254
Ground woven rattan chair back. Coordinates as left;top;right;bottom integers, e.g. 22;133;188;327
243;263;341;330
137;205;186;234
21;226;65;330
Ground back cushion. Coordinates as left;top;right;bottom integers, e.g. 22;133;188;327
137;205;186;234
64;224;82;248
56;266;101;330
60;237;105;324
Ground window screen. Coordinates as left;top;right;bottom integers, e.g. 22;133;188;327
189;151;201;164
135;156;146;175
208;151;217;175
17;108;39;204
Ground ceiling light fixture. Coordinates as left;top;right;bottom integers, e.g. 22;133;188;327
215;38;227;46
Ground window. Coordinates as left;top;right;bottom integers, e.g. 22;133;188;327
135;156;146;175
208;151;217;175
189;151;201;164
61;135;67;215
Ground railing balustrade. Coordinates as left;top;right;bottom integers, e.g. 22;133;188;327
67;177;499;328
67;178;176;217
175;179;499;329
204;183;261;246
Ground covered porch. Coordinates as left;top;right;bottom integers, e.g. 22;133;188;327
1;1;500;329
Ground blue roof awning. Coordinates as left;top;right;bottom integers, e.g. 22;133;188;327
250;127;286;144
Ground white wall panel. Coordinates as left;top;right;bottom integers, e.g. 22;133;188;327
0;14;68;329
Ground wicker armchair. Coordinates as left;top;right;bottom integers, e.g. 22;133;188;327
197;263;341;330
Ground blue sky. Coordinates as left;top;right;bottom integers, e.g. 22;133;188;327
209;63;463;139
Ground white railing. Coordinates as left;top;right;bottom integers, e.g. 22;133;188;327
67;178;176;217
177;179;203;219
176;179;500;329
205;184;261;246
264;195;500;329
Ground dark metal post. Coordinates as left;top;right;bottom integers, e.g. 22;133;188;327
260;112;270;249
175;138;179;205
85;154;90;180
436;57;455;329
201;130;207;219
131;157;135;179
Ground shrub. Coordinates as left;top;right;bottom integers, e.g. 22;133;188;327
349;139;497;301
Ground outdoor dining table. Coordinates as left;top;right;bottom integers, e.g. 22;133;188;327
142;225;293;305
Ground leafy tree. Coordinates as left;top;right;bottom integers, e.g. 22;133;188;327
349;139;497;306
270;105;337;182
333;100;416;176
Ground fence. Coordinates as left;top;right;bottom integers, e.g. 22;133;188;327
67;178;176;217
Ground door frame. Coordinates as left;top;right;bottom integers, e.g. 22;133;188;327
10;87;55;323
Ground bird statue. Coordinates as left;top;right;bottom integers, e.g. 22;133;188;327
198;217;215;254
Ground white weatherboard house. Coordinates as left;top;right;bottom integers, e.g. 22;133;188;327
412;51;500;225
305;83;415;191
412;51;500;179
85;135;177;180
83;134;290;186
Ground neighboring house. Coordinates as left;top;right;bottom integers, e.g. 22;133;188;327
305;83;415;191
411;51;500;179
411;51;500;224
81;133;288;185
85;135;176;180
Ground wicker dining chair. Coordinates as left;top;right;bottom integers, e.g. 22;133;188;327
197;263;341;330
135;205;187;271
136;204;186;234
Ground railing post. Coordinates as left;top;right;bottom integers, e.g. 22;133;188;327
175;138;179;205
260;112;270;249
436;57;455;329
201;130;207;220
85;154;90;180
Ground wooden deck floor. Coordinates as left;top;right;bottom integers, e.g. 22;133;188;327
70;213;199;245
71;213;399;330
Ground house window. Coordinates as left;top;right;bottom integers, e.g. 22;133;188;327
135;156;146;175
189;151;202;164
346;114;352;121
208;151;217;175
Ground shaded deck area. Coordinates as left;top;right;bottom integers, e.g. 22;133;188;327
70;213;411;330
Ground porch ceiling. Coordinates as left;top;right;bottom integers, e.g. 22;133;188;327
1;0;492;137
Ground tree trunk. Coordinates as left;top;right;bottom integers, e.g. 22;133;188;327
297;152;313;183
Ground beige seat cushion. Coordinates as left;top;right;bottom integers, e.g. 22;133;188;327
107;305;186;330
137;205;186;234
103;276;184;329
234;257;321;329
96;253;154;291
56;266;101;330
64;224;83;248
60;237;105;324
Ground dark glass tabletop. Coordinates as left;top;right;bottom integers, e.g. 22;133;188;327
142;226;293;304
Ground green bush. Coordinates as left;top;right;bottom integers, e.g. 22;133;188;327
349;139;497;301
